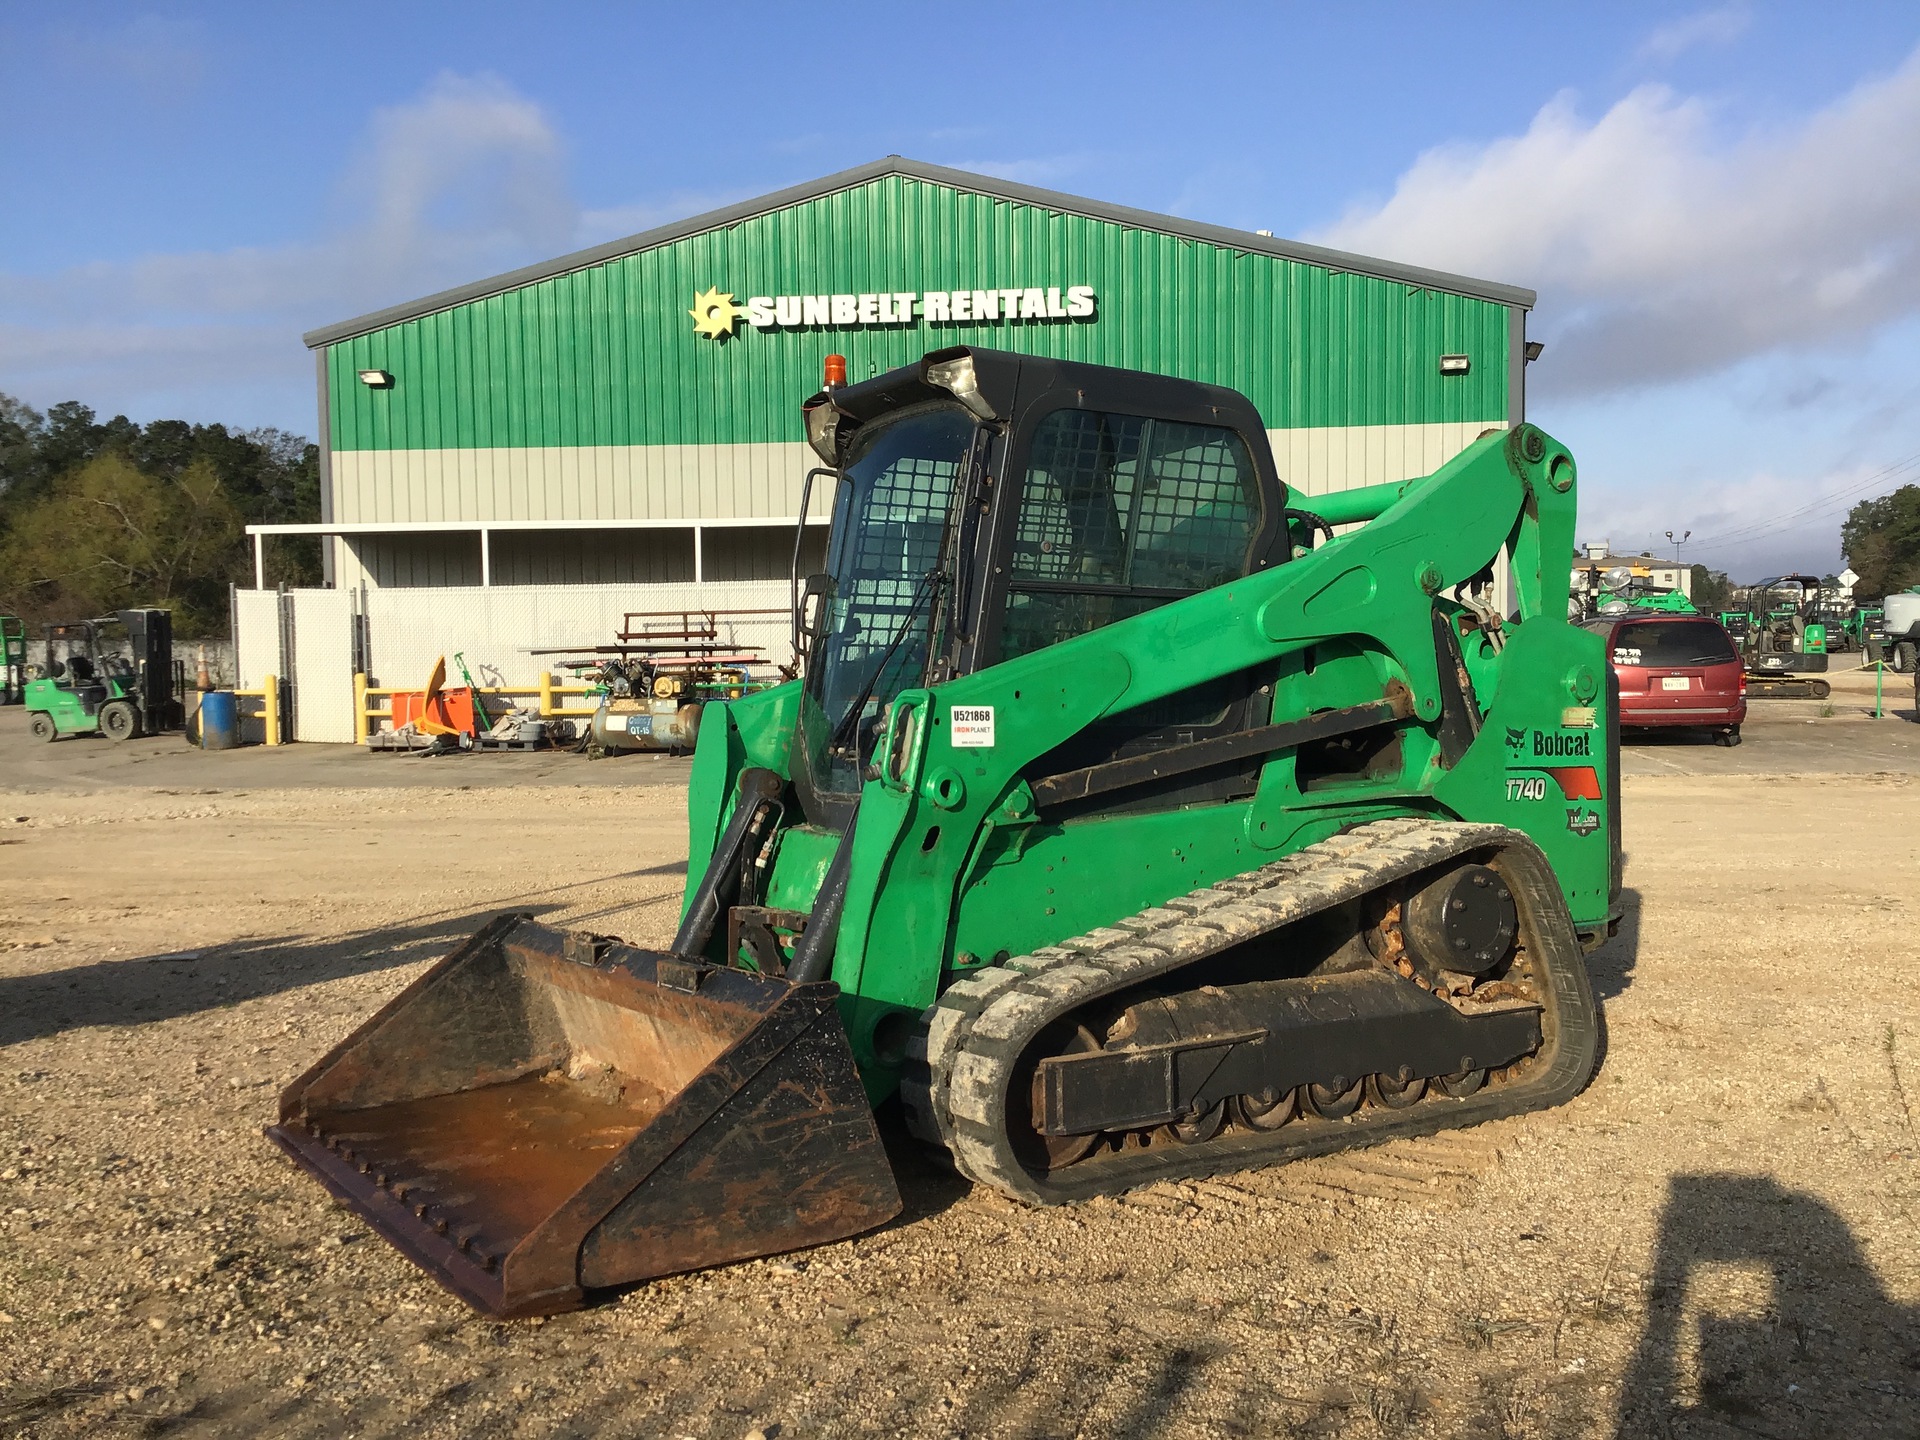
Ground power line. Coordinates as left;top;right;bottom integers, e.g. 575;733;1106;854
1680;451;1920;555
1688;452;1920;548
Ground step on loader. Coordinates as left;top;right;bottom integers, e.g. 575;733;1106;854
270;348;1619;1316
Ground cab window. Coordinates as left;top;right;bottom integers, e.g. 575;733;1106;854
1001;411;1260;659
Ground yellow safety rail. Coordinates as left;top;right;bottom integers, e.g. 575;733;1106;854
353;672;600;745
226;676;283;746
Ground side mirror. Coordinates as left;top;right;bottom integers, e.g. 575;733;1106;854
796;573;835;660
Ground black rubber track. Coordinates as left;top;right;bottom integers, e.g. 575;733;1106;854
899;818;1600;1205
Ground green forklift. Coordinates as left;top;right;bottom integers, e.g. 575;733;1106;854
23;609;185;742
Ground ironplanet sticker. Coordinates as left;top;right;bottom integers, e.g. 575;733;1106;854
951;706;995;748
689;285;1097;338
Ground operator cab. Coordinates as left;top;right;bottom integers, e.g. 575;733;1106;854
43;622;110;711
791;347;1292;827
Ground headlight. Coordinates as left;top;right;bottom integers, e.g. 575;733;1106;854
924;354;998;421
804;400;842;464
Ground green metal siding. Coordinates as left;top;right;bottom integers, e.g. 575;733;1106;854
327;175;1511;453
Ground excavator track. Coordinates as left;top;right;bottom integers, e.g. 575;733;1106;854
901;818;1599;1205
1745;675;1830;700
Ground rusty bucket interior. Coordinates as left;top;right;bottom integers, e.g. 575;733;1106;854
266;915;901;1316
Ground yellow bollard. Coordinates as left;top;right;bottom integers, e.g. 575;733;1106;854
263;674;281;745
539;671;554;717
354;672;369;745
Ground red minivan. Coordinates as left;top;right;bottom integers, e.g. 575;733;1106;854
1584;614;1746;745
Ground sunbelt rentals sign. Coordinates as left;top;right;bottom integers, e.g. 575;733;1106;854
690;284;1097;339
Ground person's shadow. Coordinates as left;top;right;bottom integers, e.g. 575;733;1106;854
1615;1173;1920;1435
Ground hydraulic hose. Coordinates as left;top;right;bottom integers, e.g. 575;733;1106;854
785;806;859;984
671;766;786;960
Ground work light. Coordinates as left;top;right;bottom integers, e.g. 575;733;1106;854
924;354;998;421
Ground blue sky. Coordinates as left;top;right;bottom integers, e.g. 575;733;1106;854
4;1;1919;578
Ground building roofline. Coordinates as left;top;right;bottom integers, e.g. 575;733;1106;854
302;156;1536;349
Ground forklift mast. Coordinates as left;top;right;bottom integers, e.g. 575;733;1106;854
0;616;23;705
116;608;182;734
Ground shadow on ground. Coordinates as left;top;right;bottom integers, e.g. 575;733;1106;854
1614;1173;1920;1436
1588;886;1642;1003
0;907;559;1048
0;860;690;1047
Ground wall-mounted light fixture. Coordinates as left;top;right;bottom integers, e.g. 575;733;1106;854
358;369;393;388
1523;341;1546;362
1438;354;1471;376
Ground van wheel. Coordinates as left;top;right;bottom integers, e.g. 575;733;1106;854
28;711;56;742
100;701;140;742
1714;725;1741;747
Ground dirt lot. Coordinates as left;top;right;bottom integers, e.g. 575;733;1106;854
1;701;1917;1439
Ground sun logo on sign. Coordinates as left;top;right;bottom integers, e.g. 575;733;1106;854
689;287;748;340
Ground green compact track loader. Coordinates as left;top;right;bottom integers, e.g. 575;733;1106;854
270;349;1618;1317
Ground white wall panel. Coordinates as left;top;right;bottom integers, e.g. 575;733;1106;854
360;580;794;695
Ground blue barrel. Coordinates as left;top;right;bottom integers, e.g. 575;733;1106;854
199;690;239;750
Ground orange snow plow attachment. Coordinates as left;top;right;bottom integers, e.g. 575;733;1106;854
266;914;901;1317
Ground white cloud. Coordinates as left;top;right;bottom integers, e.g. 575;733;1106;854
0;73;583;426
336;73;577;281
1637;3;1750;65
1311;48;1920;396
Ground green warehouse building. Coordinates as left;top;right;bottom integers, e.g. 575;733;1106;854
268;157;1538;595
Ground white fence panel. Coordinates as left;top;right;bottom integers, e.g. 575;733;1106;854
289;590;357;742
233;590;283;691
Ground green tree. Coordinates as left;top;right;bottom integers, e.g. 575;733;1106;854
0;455;243;633
0;392;321;635
1688;564;1733;611
1841;485;1920;599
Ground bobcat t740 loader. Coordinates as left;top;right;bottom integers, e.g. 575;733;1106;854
269;348;1618;1316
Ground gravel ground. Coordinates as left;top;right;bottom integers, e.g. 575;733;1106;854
1;721;1917;1438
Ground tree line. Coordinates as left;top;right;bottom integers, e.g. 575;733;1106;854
1842;486;1920;600
0;394;321;637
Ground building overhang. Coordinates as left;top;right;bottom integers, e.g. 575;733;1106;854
244;516;825;590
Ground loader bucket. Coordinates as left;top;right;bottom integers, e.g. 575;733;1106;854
265;914;901;1317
